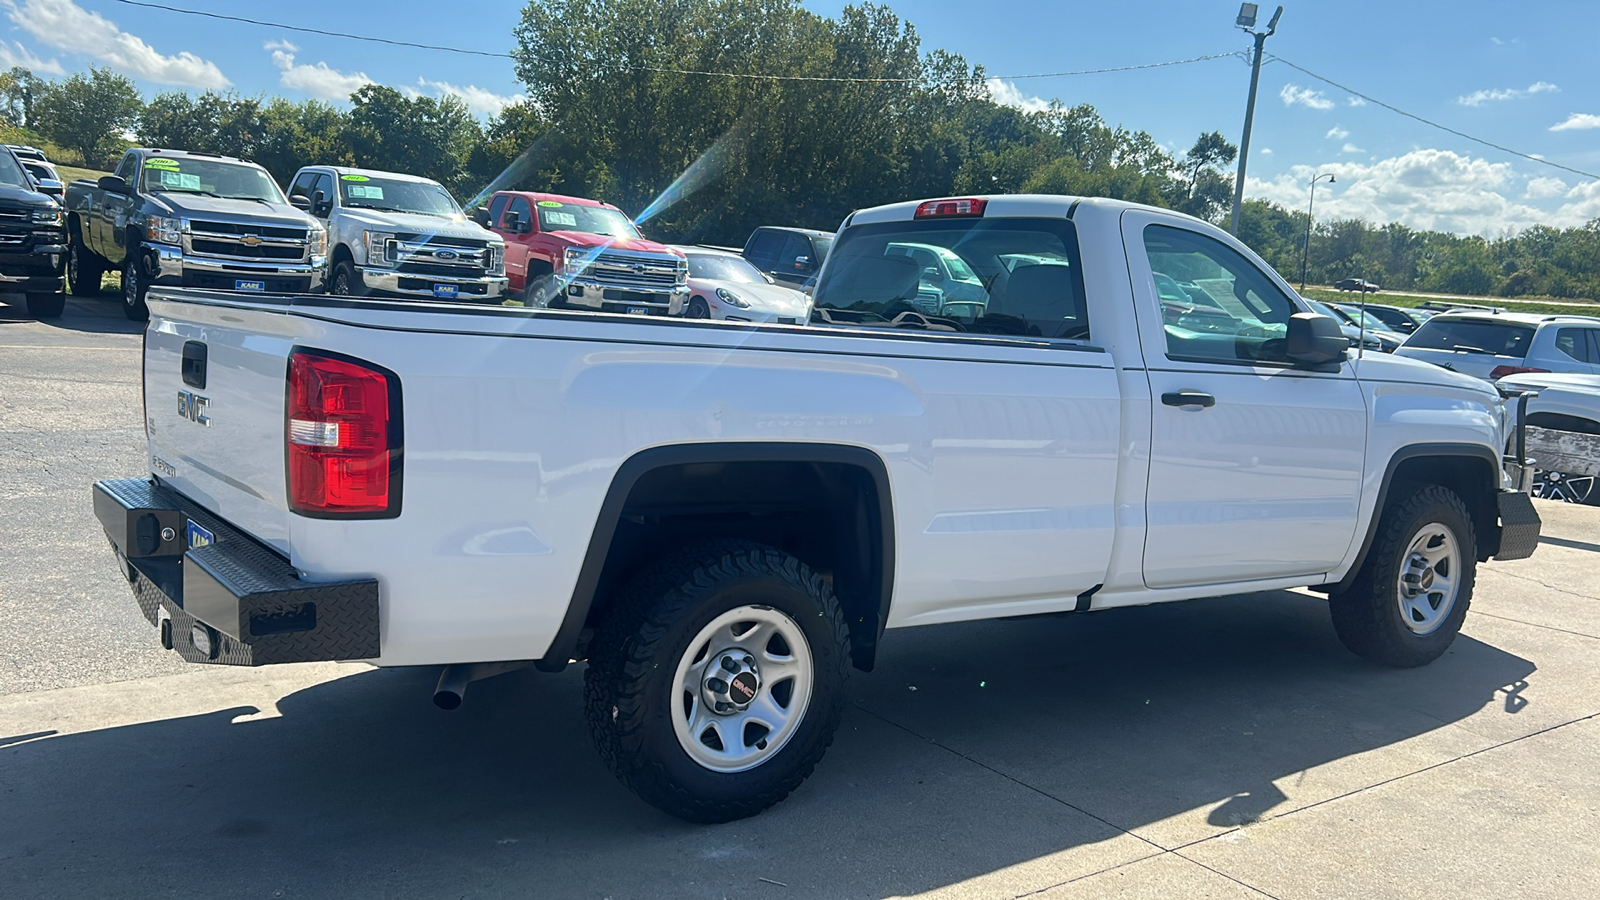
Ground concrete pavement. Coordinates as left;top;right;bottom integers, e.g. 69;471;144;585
2;297;1598;898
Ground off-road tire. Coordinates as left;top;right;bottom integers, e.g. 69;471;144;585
122;251;149;321
1329;483;1476;668
584;540;851;823
68;231;103;296
331;261;366;297
25;291;65;318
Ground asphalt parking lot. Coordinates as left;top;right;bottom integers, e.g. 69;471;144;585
3;295;1598;899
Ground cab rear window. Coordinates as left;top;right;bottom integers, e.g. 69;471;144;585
1405;319;1535;356
812;218;1087;341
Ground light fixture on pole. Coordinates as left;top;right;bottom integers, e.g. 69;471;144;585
1301;172;1334;291
1227;3;1284;235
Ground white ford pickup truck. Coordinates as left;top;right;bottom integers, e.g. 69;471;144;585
93;194;1541;823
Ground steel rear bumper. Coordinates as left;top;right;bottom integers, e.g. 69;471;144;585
92;478;379;666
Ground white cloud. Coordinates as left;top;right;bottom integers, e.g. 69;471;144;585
1525;176;1567;199
0;38;61;74
1457;81;1559;106
415;78;525;119
986;78;1050;114
1347;96;1367;107
1341;142;1365;154
1279;83;1334;110
1550;112;1600;132
1260;147;1273;155
1246;148;1600;235
267;40;372;102
6;0;227;88
1325;125;1349;140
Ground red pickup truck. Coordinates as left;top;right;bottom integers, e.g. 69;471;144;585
476;191;688;315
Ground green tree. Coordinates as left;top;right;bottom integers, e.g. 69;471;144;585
346;85;480;196
137;91;266;161
0;66;45;129
33;67;143;168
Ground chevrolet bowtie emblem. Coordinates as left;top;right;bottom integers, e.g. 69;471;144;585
239;234;263;247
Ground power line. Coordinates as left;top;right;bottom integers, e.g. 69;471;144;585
112;0;513;58
1269;53;1599;181
111;0;1236;85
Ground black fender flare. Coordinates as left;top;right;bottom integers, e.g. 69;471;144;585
536;442;896;671
1328;442;1501;593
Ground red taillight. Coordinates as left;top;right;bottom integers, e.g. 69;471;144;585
1489;365;1550;380
914;197;987;218
287;349;401;517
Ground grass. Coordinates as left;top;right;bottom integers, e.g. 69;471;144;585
1301;287;1600;318
55;164;112;184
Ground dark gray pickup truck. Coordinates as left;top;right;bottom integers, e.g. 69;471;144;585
0;146;66;317
64;149;327;320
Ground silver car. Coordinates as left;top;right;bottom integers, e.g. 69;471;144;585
1395;311;1600;380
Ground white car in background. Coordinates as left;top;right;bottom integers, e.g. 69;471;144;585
675;245;812;323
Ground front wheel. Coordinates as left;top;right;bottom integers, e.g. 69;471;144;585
122;253;149;321
25;291;66;319
687;296;711;319
584;540;851;823
1329;483;1477;667
330;261;366;297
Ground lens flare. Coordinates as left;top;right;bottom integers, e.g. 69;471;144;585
633;121;751;226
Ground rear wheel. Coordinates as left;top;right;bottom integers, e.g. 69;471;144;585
584;540;851;823
68;232;103;296
1330;483;1476;667
122;252;149;321
25;291;65;319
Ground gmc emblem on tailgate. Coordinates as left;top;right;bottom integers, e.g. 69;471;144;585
177;390;210;426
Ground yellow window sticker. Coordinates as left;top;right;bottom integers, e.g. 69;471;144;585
340;174;370;182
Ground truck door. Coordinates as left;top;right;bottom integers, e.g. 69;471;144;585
498;195;534;290
97;152;139;262
1121;210;1367;589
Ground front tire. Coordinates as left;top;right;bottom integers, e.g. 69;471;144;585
122;252;149;321
584;540;851;823
25;291;66;319
331;261;366;297
688;296;711;319
1330;483;1477;667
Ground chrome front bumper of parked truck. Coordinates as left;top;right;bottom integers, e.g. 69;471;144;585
561;279;688;316
356;266;509;301
149;243;327;293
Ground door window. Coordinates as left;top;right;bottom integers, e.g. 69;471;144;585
112;152;136;182
487;195;510;227
308;174;333;215
504;196;532;231
778;234;813;274
1143;225;1300;364
745;231;784;267
1556;328;1597;363
288;171;317;199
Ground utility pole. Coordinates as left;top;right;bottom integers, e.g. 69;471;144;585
1228;4;1283;236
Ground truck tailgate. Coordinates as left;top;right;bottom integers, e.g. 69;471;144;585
144;290;307;555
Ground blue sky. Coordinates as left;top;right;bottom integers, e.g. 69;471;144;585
4;0;1597;235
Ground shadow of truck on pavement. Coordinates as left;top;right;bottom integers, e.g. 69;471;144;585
0;590;1535;899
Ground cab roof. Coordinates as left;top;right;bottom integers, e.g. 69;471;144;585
494;190;620;211
309;165;443;185
846;194;1199;226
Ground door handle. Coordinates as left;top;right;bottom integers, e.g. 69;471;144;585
1161;391;1215;409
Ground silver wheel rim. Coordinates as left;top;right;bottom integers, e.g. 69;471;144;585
1396;523;1460;635
670;605;813;773
332;268;349;295
1533;470;1595;504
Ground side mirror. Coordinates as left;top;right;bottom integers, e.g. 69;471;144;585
289;194;312;211
794;255;812;271
310;189;330;217
923;266;944;282
97;175;130;195
1286;313;1350;367
515;218;532;235
502;210;522;233
472;206;490;227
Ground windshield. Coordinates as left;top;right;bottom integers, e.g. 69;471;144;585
1335;305;1394;332
1404;318;1537;356
687;253;767;284
139;156;286;202
0;152;30;190
537;201;640;238
812;217;1086;339
338;175;459;217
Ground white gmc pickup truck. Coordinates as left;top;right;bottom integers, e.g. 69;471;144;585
93;194;1541;822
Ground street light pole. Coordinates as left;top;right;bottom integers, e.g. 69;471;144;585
1227;4;1283;236
1300;172;1334;291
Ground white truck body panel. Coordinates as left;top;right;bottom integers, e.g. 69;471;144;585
136;196;1511;668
